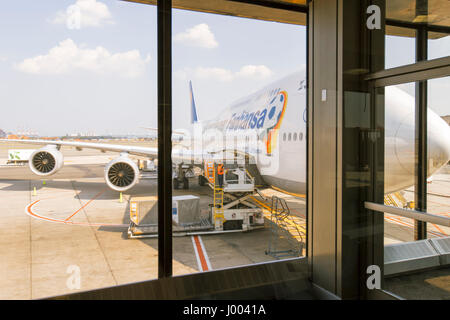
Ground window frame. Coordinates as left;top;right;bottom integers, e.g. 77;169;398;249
156;0;310;279
366;21;450;241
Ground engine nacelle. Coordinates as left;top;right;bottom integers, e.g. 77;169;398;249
104;154;139;192
29;145;64;176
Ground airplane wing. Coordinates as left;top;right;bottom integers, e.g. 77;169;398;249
140;127;186;135
0;139;158;158
0;139;257;165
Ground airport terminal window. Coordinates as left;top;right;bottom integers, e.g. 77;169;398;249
382;82;418;243
0;1;158;299
385;0;450;68
379;78;450;299
171;7;307;277
426;76;450;237
376;26;450;296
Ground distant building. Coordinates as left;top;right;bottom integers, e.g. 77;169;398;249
0;129;5;138
442;115;450;126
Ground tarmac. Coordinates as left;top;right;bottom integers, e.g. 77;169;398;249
0;141;304;299
0;140;449;299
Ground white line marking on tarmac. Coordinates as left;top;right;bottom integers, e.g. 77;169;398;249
191;235;212;272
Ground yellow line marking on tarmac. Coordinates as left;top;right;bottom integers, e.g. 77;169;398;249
270;186;306;198
250;196;306;237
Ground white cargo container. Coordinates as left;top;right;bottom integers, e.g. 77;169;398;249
129;195;200;226
143;160;156;171
172;195;200;225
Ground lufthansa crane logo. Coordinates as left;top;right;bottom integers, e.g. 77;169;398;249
265;91;287;156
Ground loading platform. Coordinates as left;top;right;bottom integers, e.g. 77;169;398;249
128;162;307;249
128;164;265;238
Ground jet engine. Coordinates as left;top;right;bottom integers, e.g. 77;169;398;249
104;154;139;192
29;145;64;176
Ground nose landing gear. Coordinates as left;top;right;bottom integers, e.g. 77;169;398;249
173;164;192;190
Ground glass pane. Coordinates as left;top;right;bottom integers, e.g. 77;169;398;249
0;1;157;299
384;82;416;244
386;1;450;67
426;76;450;236
386;0;450;28
428;31;450;60
385;25;416;69
171;8;307;277
410;75;450;300
382;78;450;299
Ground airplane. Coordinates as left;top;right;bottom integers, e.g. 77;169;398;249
1;70;449;196
139;127;185;141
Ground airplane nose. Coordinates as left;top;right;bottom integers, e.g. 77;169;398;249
428;112;450;174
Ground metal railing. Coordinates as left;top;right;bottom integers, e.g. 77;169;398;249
224;169;255;185
364;202;450;227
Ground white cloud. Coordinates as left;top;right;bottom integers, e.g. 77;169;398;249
0;56;7;62
195;67;234;81
175;65;272;82
174;24;218;49
236;65;273;79
16;39;150;78
51;0;113;29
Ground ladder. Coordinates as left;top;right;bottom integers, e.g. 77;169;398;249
384;194;398;207
394;192;408;208
265;196;303;259
205;161;215;184
213;186;225;229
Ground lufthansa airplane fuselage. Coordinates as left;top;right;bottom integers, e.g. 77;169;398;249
193;70;450;195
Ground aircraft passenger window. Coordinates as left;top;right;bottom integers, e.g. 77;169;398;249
288;133;292;141
283;133;286;141
299;132;303;141
293;133;297;141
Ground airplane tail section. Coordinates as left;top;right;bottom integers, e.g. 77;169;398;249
190;81;199;124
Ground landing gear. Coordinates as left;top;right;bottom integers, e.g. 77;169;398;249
173;163;193;190
198;175;207;186
173;177;189;190
183;177;189;189
173;178;180;190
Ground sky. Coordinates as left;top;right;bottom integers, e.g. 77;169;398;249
0;0;448;136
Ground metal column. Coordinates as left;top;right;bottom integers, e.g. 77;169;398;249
157;0;173;278
308;0;385;299
414;0;428;240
